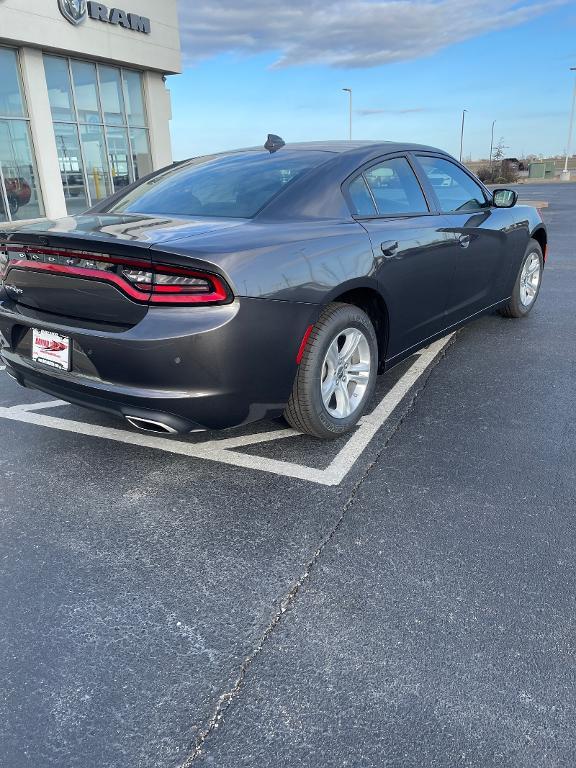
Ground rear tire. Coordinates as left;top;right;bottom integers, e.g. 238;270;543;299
284;302;378;439
498;239;543;318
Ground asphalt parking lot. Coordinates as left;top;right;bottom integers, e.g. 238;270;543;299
1;182;575;768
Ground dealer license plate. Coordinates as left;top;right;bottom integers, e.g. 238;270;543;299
32;329;71;371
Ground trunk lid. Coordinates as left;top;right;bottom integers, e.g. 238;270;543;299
0;214;243;324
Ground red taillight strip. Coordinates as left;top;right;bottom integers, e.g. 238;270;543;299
150;270;228;303
7;260;154;301
148;265;228;301
2;248;230;305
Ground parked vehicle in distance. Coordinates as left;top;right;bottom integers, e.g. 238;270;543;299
4;177;32;215
61;172;85;198
0;138;547;439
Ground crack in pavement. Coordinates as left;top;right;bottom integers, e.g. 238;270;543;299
177;336;456;766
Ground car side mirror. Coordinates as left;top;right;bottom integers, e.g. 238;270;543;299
492;189;518;208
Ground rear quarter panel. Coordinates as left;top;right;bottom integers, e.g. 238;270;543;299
152;219;378;304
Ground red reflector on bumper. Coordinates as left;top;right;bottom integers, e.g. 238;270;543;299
296;324;314;364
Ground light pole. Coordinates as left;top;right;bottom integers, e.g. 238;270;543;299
459;109;467;162
489;120;496;170
342;88;352;141
561;68;576;181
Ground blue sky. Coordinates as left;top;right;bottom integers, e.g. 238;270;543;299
169;1;575;161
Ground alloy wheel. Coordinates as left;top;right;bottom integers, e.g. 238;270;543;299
320;327;371;419
519;252;541;307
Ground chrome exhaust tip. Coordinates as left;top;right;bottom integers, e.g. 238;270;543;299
125;416;178;435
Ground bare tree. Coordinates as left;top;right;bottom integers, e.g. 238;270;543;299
492;138;507;164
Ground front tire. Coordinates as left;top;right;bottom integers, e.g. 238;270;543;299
498;239;544;318
284;302;378;439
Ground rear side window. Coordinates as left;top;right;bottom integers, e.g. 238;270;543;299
349;157;429;216
348;175;377;216
107;150;330;218
417;156;488;212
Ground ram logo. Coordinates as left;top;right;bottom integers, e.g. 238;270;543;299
58;0;87;26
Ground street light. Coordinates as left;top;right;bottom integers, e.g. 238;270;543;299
489;120;496;169
561;68;576;181
342;88;352;141
459;109;467;162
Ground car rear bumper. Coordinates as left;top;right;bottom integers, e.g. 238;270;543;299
0;295;316;432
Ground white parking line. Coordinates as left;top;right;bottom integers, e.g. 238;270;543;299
326;338;453;481
0;335;453;485
9;399;68;412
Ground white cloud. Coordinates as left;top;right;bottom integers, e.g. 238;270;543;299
178;0;564;69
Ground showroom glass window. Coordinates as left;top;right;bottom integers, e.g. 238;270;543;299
0;47;44;222
44;55;153;214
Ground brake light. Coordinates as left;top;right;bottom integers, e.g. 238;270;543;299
121;267;221;298
0;245;230;305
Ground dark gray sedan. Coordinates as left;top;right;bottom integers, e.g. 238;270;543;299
0;138;547;438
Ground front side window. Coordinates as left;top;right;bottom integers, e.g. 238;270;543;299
417;156;488;212
108;151;331;219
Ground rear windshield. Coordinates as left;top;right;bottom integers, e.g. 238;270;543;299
107;150;331;218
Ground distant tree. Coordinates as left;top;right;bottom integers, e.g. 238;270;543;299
492;138;507;164
482;137;518;184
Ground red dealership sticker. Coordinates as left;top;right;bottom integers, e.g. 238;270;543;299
32;329;71;371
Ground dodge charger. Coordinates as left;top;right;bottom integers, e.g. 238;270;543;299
0;138;547;439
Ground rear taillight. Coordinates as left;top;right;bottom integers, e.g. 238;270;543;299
0;245;231;305
121;266;226;302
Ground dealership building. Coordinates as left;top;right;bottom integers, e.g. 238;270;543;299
0;0;181;224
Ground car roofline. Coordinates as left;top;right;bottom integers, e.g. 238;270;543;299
175;141;450;164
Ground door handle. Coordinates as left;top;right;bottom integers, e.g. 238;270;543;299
380;240;399;257
458;234;471;248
